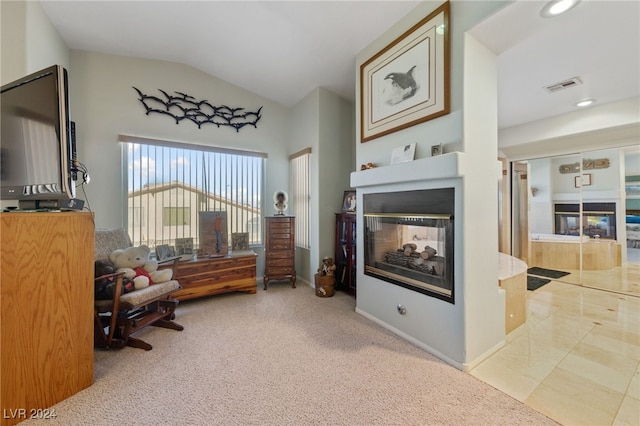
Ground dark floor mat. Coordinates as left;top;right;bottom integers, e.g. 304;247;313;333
527;267;570;279
527;276;551;291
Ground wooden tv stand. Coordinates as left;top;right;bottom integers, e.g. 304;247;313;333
170;252;257;301
1;212;94;426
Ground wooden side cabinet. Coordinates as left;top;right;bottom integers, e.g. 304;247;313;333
171;253;257;301
335;213;356;294
1;212;94;426
263;216;296;289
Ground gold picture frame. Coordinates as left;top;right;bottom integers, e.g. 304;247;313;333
360;1;450;142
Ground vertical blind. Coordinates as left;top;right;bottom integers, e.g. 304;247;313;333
120;135;266;251
290;148;311;249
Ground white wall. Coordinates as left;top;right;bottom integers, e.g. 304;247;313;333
289;88;354;284
499;97;640;161
290;89;319;283
529;158;554;235
317;89;354;275
352;1;507;369
69;50;290;229
1;1;69;84
2;2;357;286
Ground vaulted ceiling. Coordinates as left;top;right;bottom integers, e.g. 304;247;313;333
41;1;640;131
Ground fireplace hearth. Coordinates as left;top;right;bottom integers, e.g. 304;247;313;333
363;188;454;303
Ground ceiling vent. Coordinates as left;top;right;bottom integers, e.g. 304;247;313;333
544;77;583;93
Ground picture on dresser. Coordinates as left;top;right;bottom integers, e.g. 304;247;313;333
199;211;228;256
175;238;193;255
155;244;171;261
231;232;250;251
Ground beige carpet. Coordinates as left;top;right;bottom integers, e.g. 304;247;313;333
26;283;557;425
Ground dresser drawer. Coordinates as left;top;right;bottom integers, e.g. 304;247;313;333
265;257;295;267
265;266;296;275
268;240;293;250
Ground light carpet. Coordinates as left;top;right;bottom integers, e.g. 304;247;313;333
25;284;558;425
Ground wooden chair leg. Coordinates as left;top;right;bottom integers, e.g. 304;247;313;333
94;312;108;348
153;319;184;331
125;336;153;351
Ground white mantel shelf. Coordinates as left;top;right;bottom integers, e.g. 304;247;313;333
351;152;465;188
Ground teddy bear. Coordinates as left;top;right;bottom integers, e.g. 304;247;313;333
317;256;337;277
94;259;135;300
109;245;173;290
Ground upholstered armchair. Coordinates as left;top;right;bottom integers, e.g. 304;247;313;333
94;228;183;350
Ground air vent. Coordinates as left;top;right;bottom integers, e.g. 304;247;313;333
544;77;583;93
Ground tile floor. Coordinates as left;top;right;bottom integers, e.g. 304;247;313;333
471;280;640;425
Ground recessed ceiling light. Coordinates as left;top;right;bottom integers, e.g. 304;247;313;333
576;99;596;107
540;0;581;18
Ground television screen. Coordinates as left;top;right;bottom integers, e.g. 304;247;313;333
1;65;75;206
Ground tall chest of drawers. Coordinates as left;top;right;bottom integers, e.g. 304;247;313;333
263;216;296;289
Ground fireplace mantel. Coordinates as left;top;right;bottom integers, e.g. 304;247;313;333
351;152;464;188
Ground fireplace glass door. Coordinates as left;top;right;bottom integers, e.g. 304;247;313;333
364;213;454;302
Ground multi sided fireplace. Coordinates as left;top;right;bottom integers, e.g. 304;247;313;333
554;202;616;240
363;188;455;303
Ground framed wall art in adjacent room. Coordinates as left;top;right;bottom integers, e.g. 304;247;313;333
574;174;592;188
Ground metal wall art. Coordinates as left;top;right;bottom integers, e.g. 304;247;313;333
133;87;262;132
558;158;610;174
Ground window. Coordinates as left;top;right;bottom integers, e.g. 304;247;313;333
163;207;190;226
290;148;311;248
121;135;266;250
128;206;145;227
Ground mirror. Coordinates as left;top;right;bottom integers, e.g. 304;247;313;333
508;145;639;296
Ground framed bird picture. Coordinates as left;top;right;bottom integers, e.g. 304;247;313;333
360;1;450;142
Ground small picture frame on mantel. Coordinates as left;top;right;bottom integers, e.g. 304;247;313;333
431;143;442;156
390;143;416;165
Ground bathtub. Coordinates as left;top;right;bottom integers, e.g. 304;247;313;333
530;234;618;270
530;233;590;243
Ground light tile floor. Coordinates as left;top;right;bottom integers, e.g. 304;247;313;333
471;280;640;425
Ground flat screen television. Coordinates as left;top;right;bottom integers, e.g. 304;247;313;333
1;65;78;209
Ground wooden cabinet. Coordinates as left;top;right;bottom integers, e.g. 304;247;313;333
335;213;356;294
1;212;94;426
263;216;296;289
498;253;527;334
530;239;617;270
171;253;257;301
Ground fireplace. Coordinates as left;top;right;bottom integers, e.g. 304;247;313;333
363;188;454;303
554;202;616;240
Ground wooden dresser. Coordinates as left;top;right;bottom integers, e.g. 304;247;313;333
263;216;296;289
1;212;94;426
170;253;257;301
